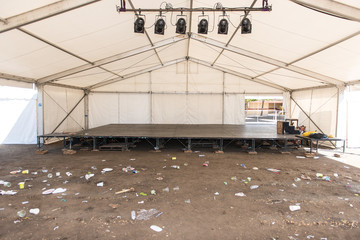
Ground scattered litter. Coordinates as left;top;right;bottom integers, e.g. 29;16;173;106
53;226;59;231
29;208;40;215
173;186;180;191
22;201;29;205
172;157;176;160
132;170;139;174
185;199;191;204
334;153;341;158
301;174;311;180
322;176;331;181
250;185;259;190
14;220;21;224
253;167;259;170
184;162;188;166
316;173;323;179
231;176;237;181
109;204;119;209
240;164;246;168
334;173;339;178
85;173;94;180
131;210;136;220
214;192;219;196
203;162;209;167
150;225;163;232
129;158;135;161
344;166;350;169
224;182;228;185
292;183;297;188
289;205;301;211
313;156;319;159
1;181;11;187
138;201;144;204
60;199;66;202
339;211;344;214
18;182;25;189
296;156;306;159
115;187;135;195
294;177;301;182
97;182;104;187
199;155;205;157
235;192;246;197
47;173;53;178
10;170;21;174
82;200;88;203
171;165;180;169
247;177;252;182
140;192;147;196
151;190;156;195
22;170;29;174
266;168;280;173
0;208;4;211
42;169;48;173
31;172;38;175
162;187;169;192
156;177;163;181
350;204;354;208
266;199;282;204
17;210;26;218
136;209;161;220
102;168;113;173
306;235;314;239
56;172;61;177
52;188;67;194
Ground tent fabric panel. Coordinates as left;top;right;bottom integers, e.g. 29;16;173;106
224;73;283;93
0;79;34;89
291;87;338;136
224;94;245;124
215;50;275;78
56;68;116;88
89;93;119;128
347;85;360;147
23;1;149;62
119;93;151;124
151;64;186;92
94;72;151;92
156;40;187;63
188;63;223;93
44;85;84;134
258;68;326;90
101;52;160;77
0;87;37;144
294;35;360;82
187;94;223;124
0;30;85;79
189;40;223;64
229;0;360;63
152;94;187;123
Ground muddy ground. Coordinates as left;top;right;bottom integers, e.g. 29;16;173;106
0;142;360;240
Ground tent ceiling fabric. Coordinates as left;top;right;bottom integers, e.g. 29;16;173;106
0;0;360;91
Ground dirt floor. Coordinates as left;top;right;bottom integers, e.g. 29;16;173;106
1;142;360;240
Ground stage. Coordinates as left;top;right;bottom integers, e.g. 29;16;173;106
38;124;299;153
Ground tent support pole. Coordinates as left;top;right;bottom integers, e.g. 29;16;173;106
84;90;89;130
51;94;86;134
36;84;44;147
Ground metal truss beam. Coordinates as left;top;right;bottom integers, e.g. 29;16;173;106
290;0;360;23
0;72;35;83
0;0;101;34
189;57;288;92
191;33;344;86
89;58;187;90
37;36;186;84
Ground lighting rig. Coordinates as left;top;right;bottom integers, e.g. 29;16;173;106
116;1;271;35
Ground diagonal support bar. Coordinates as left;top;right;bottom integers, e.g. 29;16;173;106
51;93;86;134
0;0;101;34
37;36;186;84
191;33;344;86
89;58;187;90
189;57;288;92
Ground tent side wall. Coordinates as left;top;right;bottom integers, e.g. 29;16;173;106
290;87;338;137
43;85;85;134
89;62;283;127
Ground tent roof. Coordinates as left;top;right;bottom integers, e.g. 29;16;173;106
0;0;360;92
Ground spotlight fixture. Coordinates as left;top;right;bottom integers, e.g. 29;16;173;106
198;18;208;34
241;17;252;34
154;18;166;35
134;17;145;33
176;17;186;34
218;18;228;34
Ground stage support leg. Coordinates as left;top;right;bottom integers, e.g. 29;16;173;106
92;137;96;151
280;139;290;154
215;139;224;154
153;138;161;152
184;138;192;153
124;137;129;151
248;139;257;154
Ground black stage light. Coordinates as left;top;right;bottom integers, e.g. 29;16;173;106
218;18;228;34
134;17;145;33
154;18;166;35
198;18;208;34
176;18;186;34
241;17;252;34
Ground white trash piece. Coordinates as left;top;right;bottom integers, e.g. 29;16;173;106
250;185;259;190
52;188;67;194
235;192;246;197
29;208;40;215
42;189;55;195
289;205;301;211
85;173;94;180
150;225;163;232
97;182;104;187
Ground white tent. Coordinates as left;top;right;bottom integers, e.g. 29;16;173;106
0;0;359;147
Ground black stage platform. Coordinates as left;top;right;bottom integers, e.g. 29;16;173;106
38;124;299;153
